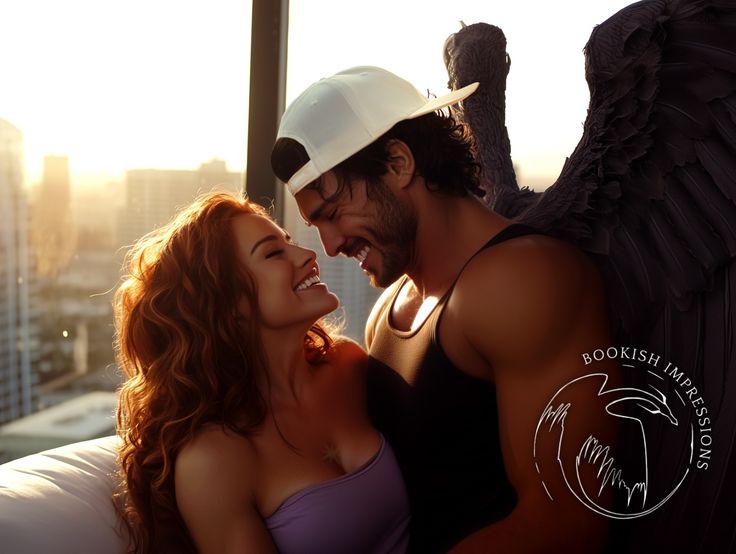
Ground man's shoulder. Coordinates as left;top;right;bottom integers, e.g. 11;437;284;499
448;230;607;374
449;231;601;340
457;231;594;299
476;229;582;264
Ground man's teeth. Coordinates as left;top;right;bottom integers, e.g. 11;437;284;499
295;274;321;291
355;245;371;264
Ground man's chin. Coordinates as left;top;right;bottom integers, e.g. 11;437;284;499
362;248;407;288
370;267;403;289
368;273;385;289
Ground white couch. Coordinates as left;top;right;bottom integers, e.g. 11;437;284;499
0;435;128;554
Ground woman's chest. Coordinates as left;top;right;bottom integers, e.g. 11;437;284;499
252;367;379;517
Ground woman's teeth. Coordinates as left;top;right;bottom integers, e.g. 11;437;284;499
355;245;371;264
295;274;321;291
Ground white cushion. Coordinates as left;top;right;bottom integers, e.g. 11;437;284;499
0;435;128;554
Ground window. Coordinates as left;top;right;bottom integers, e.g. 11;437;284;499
0;0;251;461
0;0;633;461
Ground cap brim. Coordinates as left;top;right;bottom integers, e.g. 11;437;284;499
407;81;479;119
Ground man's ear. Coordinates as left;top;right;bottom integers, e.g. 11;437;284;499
384;139;416;190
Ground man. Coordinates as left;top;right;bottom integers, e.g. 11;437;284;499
271;66;619;553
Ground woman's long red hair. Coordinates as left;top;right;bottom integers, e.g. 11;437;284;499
113;191;333;553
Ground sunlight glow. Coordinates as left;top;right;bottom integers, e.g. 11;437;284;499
1;0;634;190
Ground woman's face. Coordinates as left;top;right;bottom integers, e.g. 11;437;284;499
232;213;339;329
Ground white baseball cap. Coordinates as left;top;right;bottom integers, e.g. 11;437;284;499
277;66;479;195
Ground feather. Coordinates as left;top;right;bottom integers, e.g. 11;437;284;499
694;139;736;200
676;164;736;252
709;98;736;149
443;0;736;550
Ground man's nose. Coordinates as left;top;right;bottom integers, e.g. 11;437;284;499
316;225;345;258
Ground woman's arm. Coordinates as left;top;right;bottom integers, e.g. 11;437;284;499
175;427;276;554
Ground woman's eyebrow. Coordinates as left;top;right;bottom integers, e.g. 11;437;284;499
250;235;279;255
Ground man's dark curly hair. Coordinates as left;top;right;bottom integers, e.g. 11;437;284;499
271;110;484;202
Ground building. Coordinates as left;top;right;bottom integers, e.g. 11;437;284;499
72;178;124;251
282;194;382;344
118;158;242;249
30;155;76;279
0;390;117;462
0;119;39;425
30;155;103;384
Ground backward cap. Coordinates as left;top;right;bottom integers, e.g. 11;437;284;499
277;66;478;195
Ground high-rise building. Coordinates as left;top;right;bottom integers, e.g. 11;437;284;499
282;193;382;344
118;158;241;248
30;156;76;279
29;155;81;384
0;119;39;424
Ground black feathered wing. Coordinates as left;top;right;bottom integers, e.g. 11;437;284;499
445;1;736;551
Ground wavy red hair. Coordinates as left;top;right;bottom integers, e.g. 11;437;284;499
113;191;333;553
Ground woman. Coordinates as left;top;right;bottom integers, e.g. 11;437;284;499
113;191;410;554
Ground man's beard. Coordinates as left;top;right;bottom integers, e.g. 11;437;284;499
365;181;417;288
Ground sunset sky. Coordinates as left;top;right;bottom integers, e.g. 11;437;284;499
1;0;633;190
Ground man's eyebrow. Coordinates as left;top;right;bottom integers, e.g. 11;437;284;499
306;200;329;224
250;235;278;255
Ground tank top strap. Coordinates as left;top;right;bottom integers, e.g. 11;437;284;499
381;223;540;336
439;222;540;303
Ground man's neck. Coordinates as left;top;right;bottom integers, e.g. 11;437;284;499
406;194;511;298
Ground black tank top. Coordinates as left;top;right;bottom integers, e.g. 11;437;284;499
366;223;540;554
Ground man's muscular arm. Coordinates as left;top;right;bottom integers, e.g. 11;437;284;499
449;236;620;553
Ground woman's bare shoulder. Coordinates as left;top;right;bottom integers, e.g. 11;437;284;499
175;426;277;553
176;425;256;491
326;336;368;367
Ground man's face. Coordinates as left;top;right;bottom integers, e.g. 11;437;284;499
294;171;417;288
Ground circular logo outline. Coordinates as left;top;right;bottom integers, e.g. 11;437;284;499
533;371;694;519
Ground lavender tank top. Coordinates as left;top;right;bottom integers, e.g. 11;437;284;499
265;434;410;553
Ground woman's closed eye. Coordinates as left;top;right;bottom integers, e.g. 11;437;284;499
264;234;300;259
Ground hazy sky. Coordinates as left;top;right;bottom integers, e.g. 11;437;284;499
1;0;633;188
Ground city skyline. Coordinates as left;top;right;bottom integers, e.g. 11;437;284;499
2;0;633;190
0;118;38;425
1;0;639;444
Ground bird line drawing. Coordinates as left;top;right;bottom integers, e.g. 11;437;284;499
534;372;693;519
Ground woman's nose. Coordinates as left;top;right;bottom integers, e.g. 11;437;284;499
295;244;317;268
